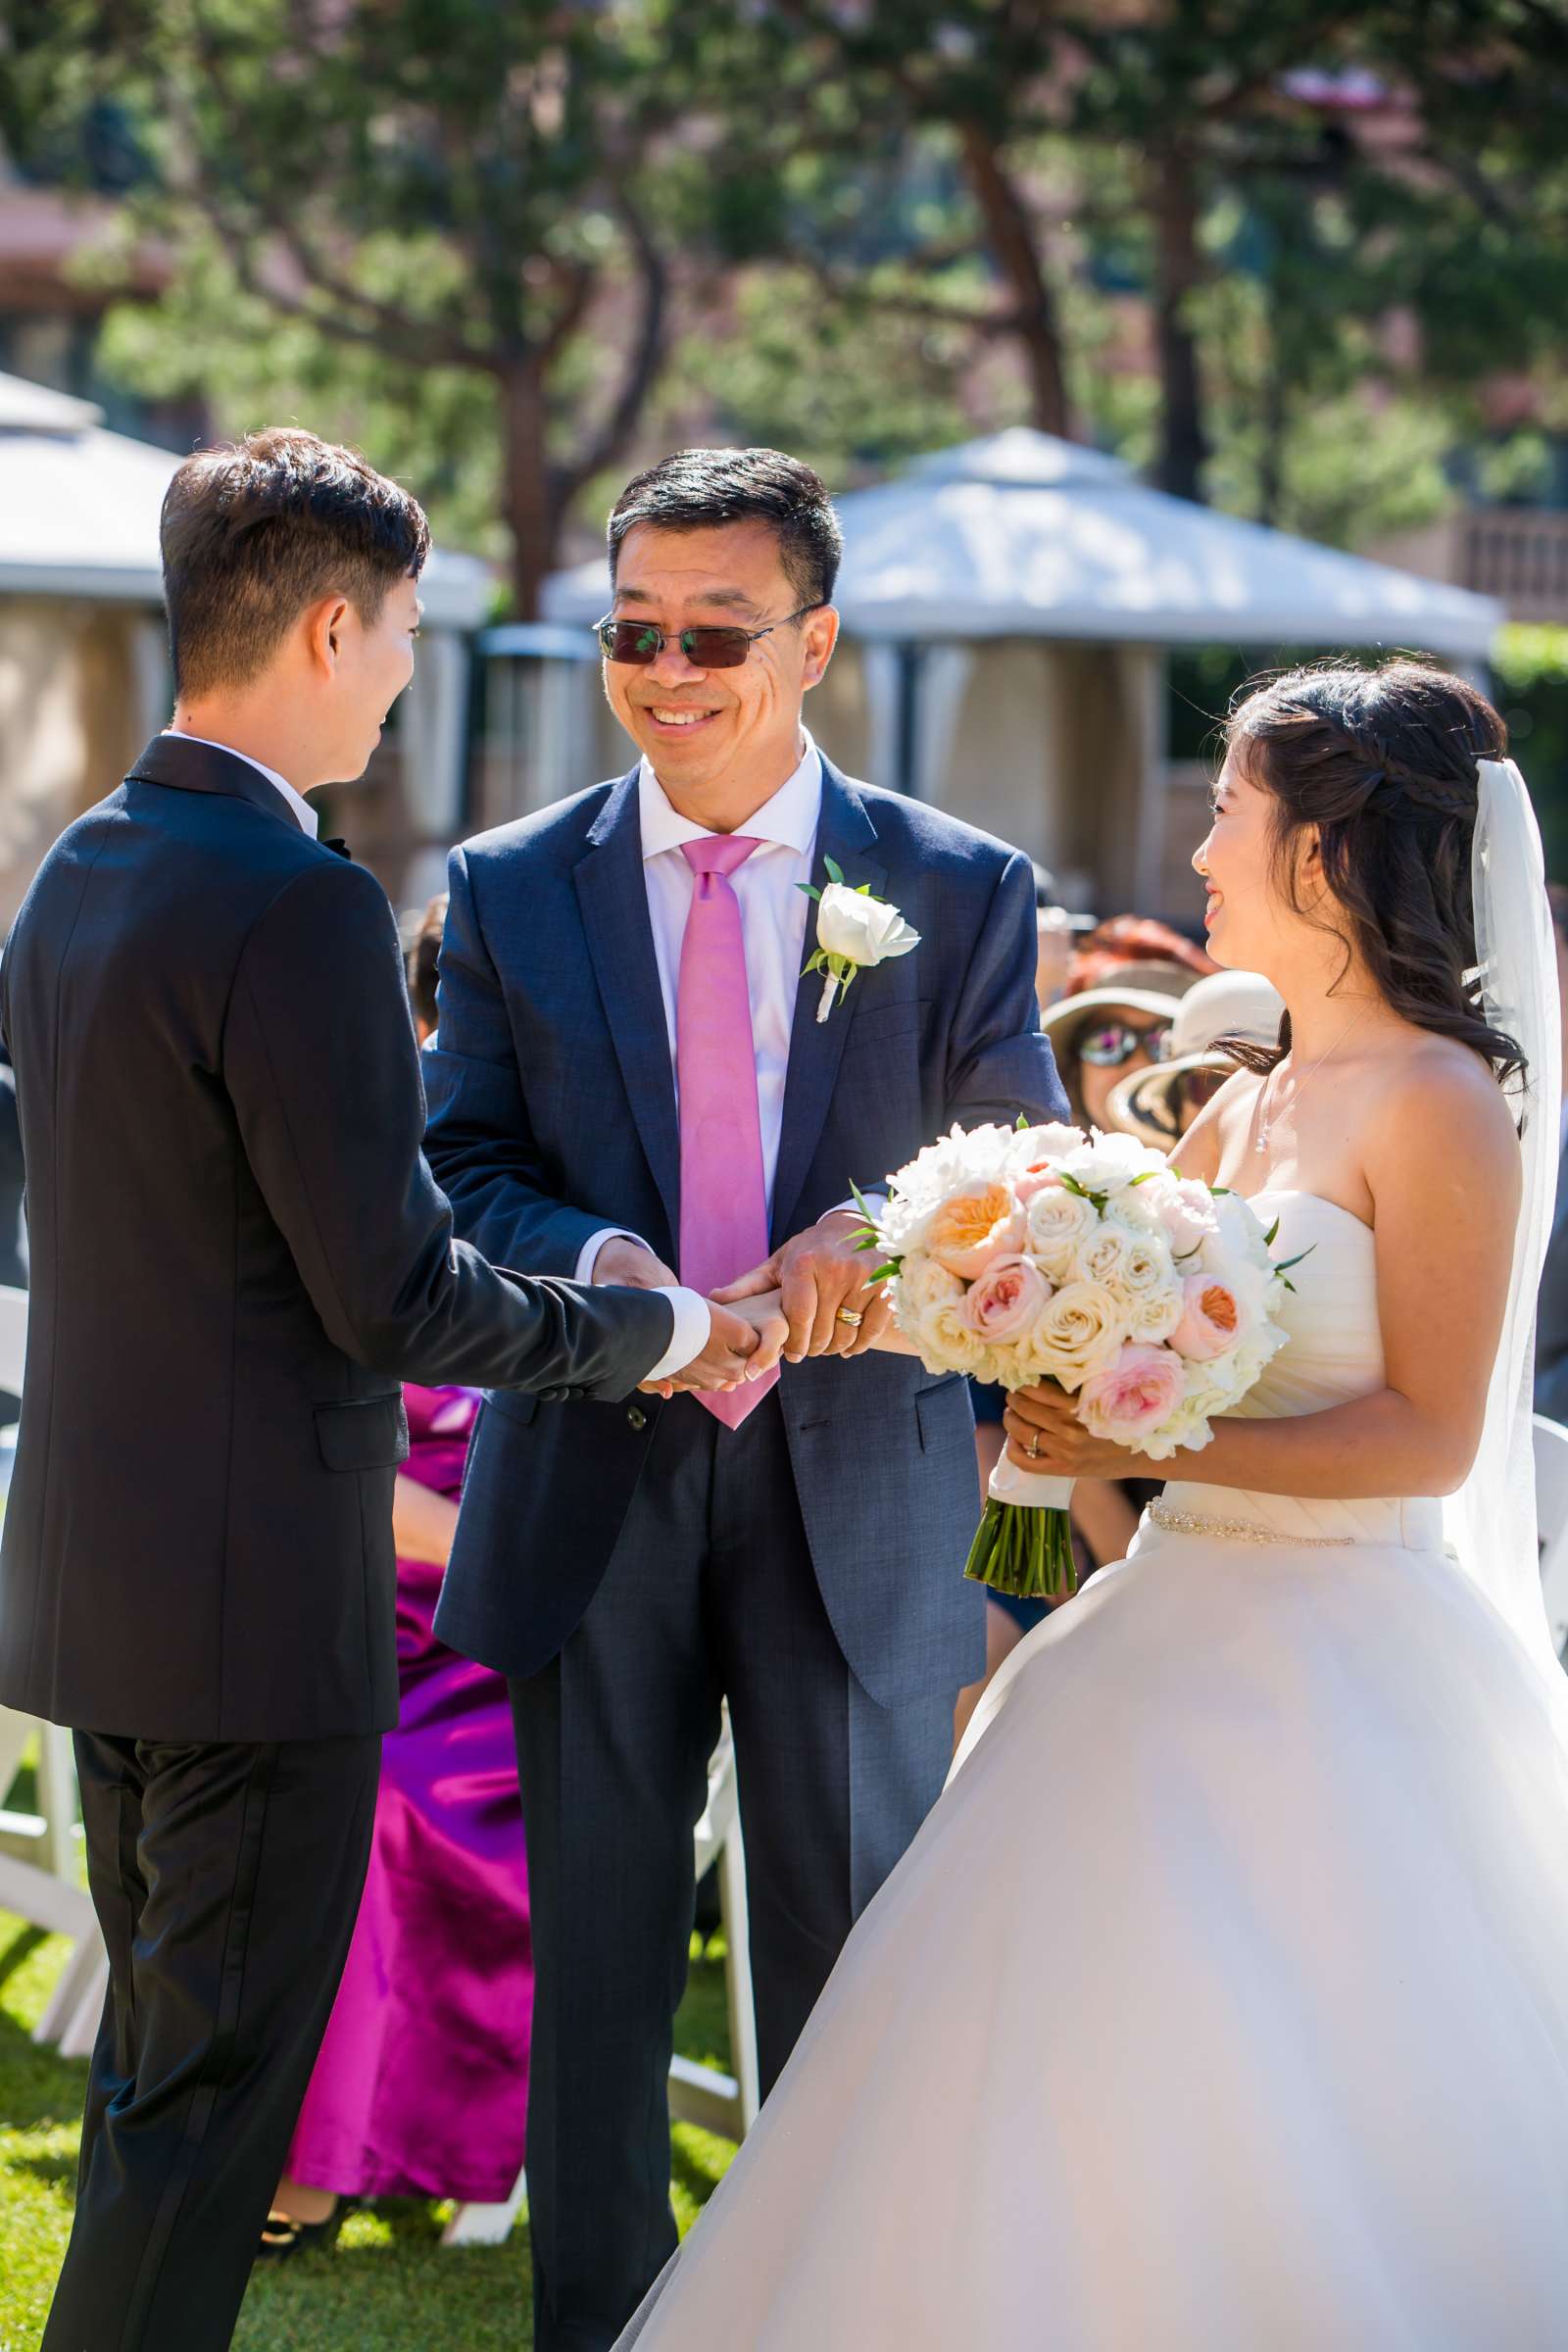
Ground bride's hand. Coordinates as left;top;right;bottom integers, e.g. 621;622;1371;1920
723;1287;792;1379
1004;1384;1124;1480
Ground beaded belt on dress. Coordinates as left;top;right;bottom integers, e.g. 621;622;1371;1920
1148;1499;1354;1548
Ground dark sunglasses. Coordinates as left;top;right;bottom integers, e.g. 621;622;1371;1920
1079;1018;1172;1069
595;604;825;670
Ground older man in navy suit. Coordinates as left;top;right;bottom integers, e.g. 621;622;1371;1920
424;446;1067;2352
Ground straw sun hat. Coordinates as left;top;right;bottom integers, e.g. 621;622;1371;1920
1106;969;1286;1148
1038;959;1206;1058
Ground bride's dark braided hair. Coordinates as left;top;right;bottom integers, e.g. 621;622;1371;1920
1220;658;1525;1089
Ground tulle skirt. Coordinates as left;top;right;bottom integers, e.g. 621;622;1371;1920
619;1518;1568;2348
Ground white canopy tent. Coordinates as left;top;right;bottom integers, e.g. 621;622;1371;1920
0;371;490;919
540;430;1503;913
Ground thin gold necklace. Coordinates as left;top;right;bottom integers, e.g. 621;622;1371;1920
1254;1004;1369;1156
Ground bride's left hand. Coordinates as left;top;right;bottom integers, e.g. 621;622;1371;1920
1004;1384;1124;1480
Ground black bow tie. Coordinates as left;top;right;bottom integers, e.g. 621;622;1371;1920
321;836;352;860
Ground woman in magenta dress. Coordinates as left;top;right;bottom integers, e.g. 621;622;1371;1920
265;904;531;2245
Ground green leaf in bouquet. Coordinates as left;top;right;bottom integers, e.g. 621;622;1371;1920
867;1262;900;1284
798;880;823;903
1264;1218;1281;1247
823;854;846;886
1275;1245;1316;1276
1016;1111;1031;1131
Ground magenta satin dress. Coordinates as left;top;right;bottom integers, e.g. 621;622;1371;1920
286;1385;531;2202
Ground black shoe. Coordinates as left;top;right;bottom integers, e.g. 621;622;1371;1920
256;2202;345;2262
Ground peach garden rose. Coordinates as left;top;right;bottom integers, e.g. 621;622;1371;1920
924;1180;1025;1281
1169;1274;1250;1362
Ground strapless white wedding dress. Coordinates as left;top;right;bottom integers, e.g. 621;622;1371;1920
619;1195;1568;2349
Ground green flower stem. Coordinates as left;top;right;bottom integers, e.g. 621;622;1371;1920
963;1500;1078;1601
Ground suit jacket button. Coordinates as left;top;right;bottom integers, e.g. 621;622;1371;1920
539;1386;564;1401
627;1403;647;1432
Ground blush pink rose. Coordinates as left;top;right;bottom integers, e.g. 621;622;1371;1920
1077;1343;1186;1446
1169;1273;1249;1361
1013;1164;1065;1206
1158;1178;1219;1257
960;1252;1053;1346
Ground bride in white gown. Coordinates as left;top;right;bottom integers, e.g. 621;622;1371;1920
617;659;1568;2350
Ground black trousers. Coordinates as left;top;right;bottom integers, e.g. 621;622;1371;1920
511;1394;956;2352
43;1729;380;2352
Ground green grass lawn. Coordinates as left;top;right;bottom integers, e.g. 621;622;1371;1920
0;1906;737;2351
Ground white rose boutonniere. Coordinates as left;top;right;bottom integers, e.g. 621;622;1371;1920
800;857;920;1022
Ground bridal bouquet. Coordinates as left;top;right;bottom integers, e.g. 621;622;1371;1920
860;1123;1296;1599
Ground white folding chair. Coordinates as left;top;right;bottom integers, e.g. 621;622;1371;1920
443;1711;760;2248
0;1284;111;2054
1534;1413;1568;1665
0;1284;26;1396
0;1702;103;2054
668;1709;760;2144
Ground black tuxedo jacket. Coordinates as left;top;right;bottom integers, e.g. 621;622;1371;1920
0;734;673;1741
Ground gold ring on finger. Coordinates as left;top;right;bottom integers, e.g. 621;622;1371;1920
1026;1436;1040;1459
836;1307;864;1329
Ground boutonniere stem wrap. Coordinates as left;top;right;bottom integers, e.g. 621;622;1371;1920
800;857;920;1022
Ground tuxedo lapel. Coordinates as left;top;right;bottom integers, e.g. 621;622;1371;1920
770;762;887;1248
574;773;682;1247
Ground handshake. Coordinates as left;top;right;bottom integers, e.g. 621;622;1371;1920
593;1213;898;1398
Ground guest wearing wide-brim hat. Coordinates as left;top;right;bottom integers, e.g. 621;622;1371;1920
1106;969;1286;1150
1039;959;1203;1130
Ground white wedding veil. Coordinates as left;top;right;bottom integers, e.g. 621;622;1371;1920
1442;755;1562;1677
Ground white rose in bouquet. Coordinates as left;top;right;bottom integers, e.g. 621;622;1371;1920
1022;1279;1125;1392
1057;1129;1157;1200
1024;1184;1101;1282
1129;1282;1185;1346
890;1251;967;1353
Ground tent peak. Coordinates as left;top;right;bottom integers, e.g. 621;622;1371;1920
0;370;104;438
905;426;1133;491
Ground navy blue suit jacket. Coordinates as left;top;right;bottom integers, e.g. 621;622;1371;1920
425;757;1069;1704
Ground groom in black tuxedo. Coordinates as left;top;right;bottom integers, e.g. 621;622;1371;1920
0;428;754;2352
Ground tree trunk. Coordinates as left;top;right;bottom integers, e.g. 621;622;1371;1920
1256;291;1289;529
957;119;1072;439
500;356;556;620
1149;144;1209;505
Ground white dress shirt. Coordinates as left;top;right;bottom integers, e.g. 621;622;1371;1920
161;729;319;837
160;734;706;1380
576;732;824;1287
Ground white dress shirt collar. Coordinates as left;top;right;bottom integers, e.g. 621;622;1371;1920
636;728;821;861
161;729;319;839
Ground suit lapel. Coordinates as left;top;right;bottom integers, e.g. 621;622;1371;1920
574;773;682;1247
770;761;888;1247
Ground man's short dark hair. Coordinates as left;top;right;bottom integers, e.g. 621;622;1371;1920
607;447;844;610
160;427;430;698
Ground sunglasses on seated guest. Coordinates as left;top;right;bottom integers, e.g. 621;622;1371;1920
1077;1016;1174;1069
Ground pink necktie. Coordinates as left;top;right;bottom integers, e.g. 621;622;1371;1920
677;836;777;1429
